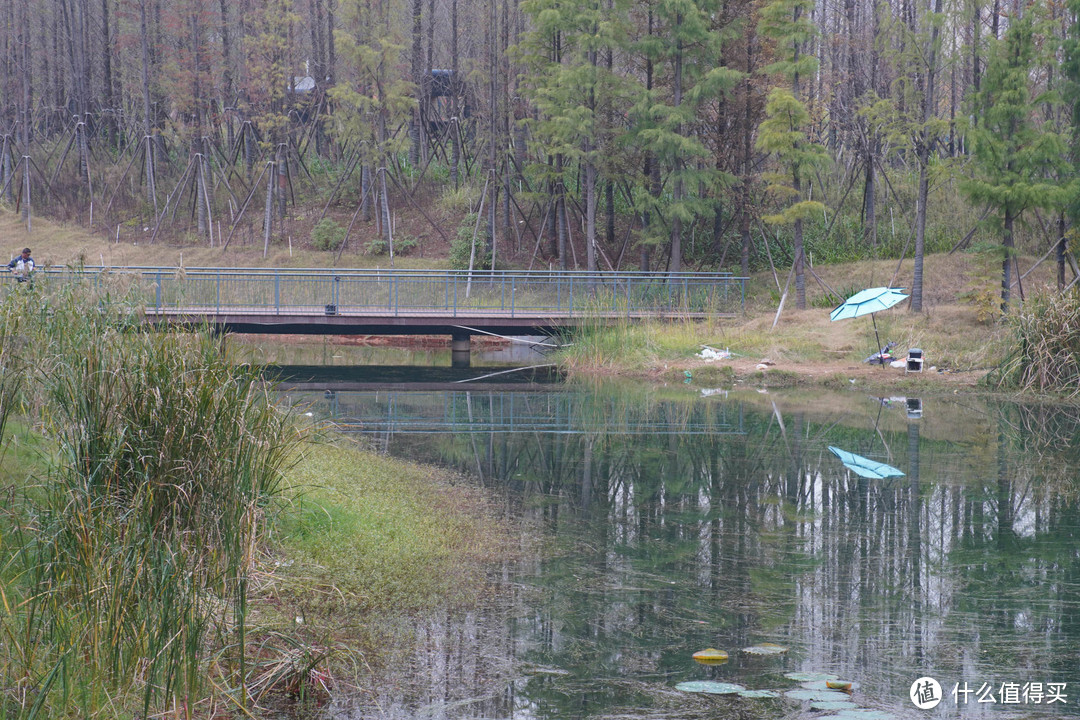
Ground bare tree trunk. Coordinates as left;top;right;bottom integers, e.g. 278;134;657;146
1058;213;1067;291
792;7;806;309
196;140;209;236
1001;208;1014;310
486;0;498;254
2;2;11;131
450;0;460;186
18;0;31;149
740;36;754;278
102;0;117;147
220;0;235;150
327;0;335;84
22;157;31;231
911;0;943;313
500;0;512;247
243;121;254;176
586;148;597;278
78;122;90;192
556;179;567;269
361;162;372;220
605;180;615;250
276;144;287;229
19;0;30;230
669;13;684;274
641;7;656;273
263;161;275;257
49;0;60;110
547;175;558;260
380;165;393;253
972;0;982;96
425;0;434;167
585;31;598;277
2;137;12;204
140;0;158;213
410;0;422;168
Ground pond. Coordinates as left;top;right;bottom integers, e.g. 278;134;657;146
289;377;1080;720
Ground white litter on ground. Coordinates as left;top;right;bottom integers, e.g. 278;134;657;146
698;346;732;361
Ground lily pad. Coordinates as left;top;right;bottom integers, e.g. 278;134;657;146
741;643;789;655
737;689;781;699
785;689;852;702
811;701;859;711
827;680;854;691
785;671;839;683
676;681;747;695
692;648;730;665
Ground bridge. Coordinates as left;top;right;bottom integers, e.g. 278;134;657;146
44;267;746;364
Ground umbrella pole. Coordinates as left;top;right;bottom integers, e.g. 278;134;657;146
872;313;884;369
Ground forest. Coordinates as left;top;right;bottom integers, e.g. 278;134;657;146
0;0;1078;312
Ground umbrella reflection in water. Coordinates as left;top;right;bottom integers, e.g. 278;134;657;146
828;445;905;480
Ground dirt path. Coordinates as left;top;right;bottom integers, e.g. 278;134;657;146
721;356;988;389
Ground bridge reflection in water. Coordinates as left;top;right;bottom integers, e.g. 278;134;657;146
281;388;744;436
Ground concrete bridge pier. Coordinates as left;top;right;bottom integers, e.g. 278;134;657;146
451;332;471;368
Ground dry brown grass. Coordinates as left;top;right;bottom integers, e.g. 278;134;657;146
0;208;446;269
733;250;1061;378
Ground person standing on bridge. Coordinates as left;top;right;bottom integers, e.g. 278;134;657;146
8;248;34;284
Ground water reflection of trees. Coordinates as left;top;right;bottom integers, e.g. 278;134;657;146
373;393;1080;718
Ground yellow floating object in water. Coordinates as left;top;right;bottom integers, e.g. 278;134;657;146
826;680;853;691
692;648;730;665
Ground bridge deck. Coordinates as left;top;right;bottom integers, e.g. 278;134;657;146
147;306;714;335
43;267;747;337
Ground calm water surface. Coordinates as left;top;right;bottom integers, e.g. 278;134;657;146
294;380;1080;720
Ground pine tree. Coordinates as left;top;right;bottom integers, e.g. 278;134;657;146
628;0;741;274
963;14;1067;312
518;0;630;274
331;0;415;246
755;0;825;309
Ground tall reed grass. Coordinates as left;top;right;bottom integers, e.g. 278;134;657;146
555;292;728;372
0;275;303;718
992;291;1080;397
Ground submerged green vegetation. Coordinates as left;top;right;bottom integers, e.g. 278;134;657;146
280;442;512;616
0;277;513;718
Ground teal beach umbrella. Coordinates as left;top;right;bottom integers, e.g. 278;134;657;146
828;446;905;480
830;287;909;362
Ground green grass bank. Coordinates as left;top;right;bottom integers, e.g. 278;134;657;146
0;278;514;719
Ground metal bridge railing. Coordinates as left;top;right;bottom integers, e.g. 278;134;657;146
38;267;747;317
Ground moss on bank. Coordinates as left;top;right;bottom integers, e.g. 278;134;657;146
274;440;513;617
257;439;516;681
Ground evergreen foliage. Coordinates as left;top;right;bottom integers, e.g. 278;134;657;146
626;0;742;272
962;15;1068;311
755;0;824;308
5;0;1080;298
